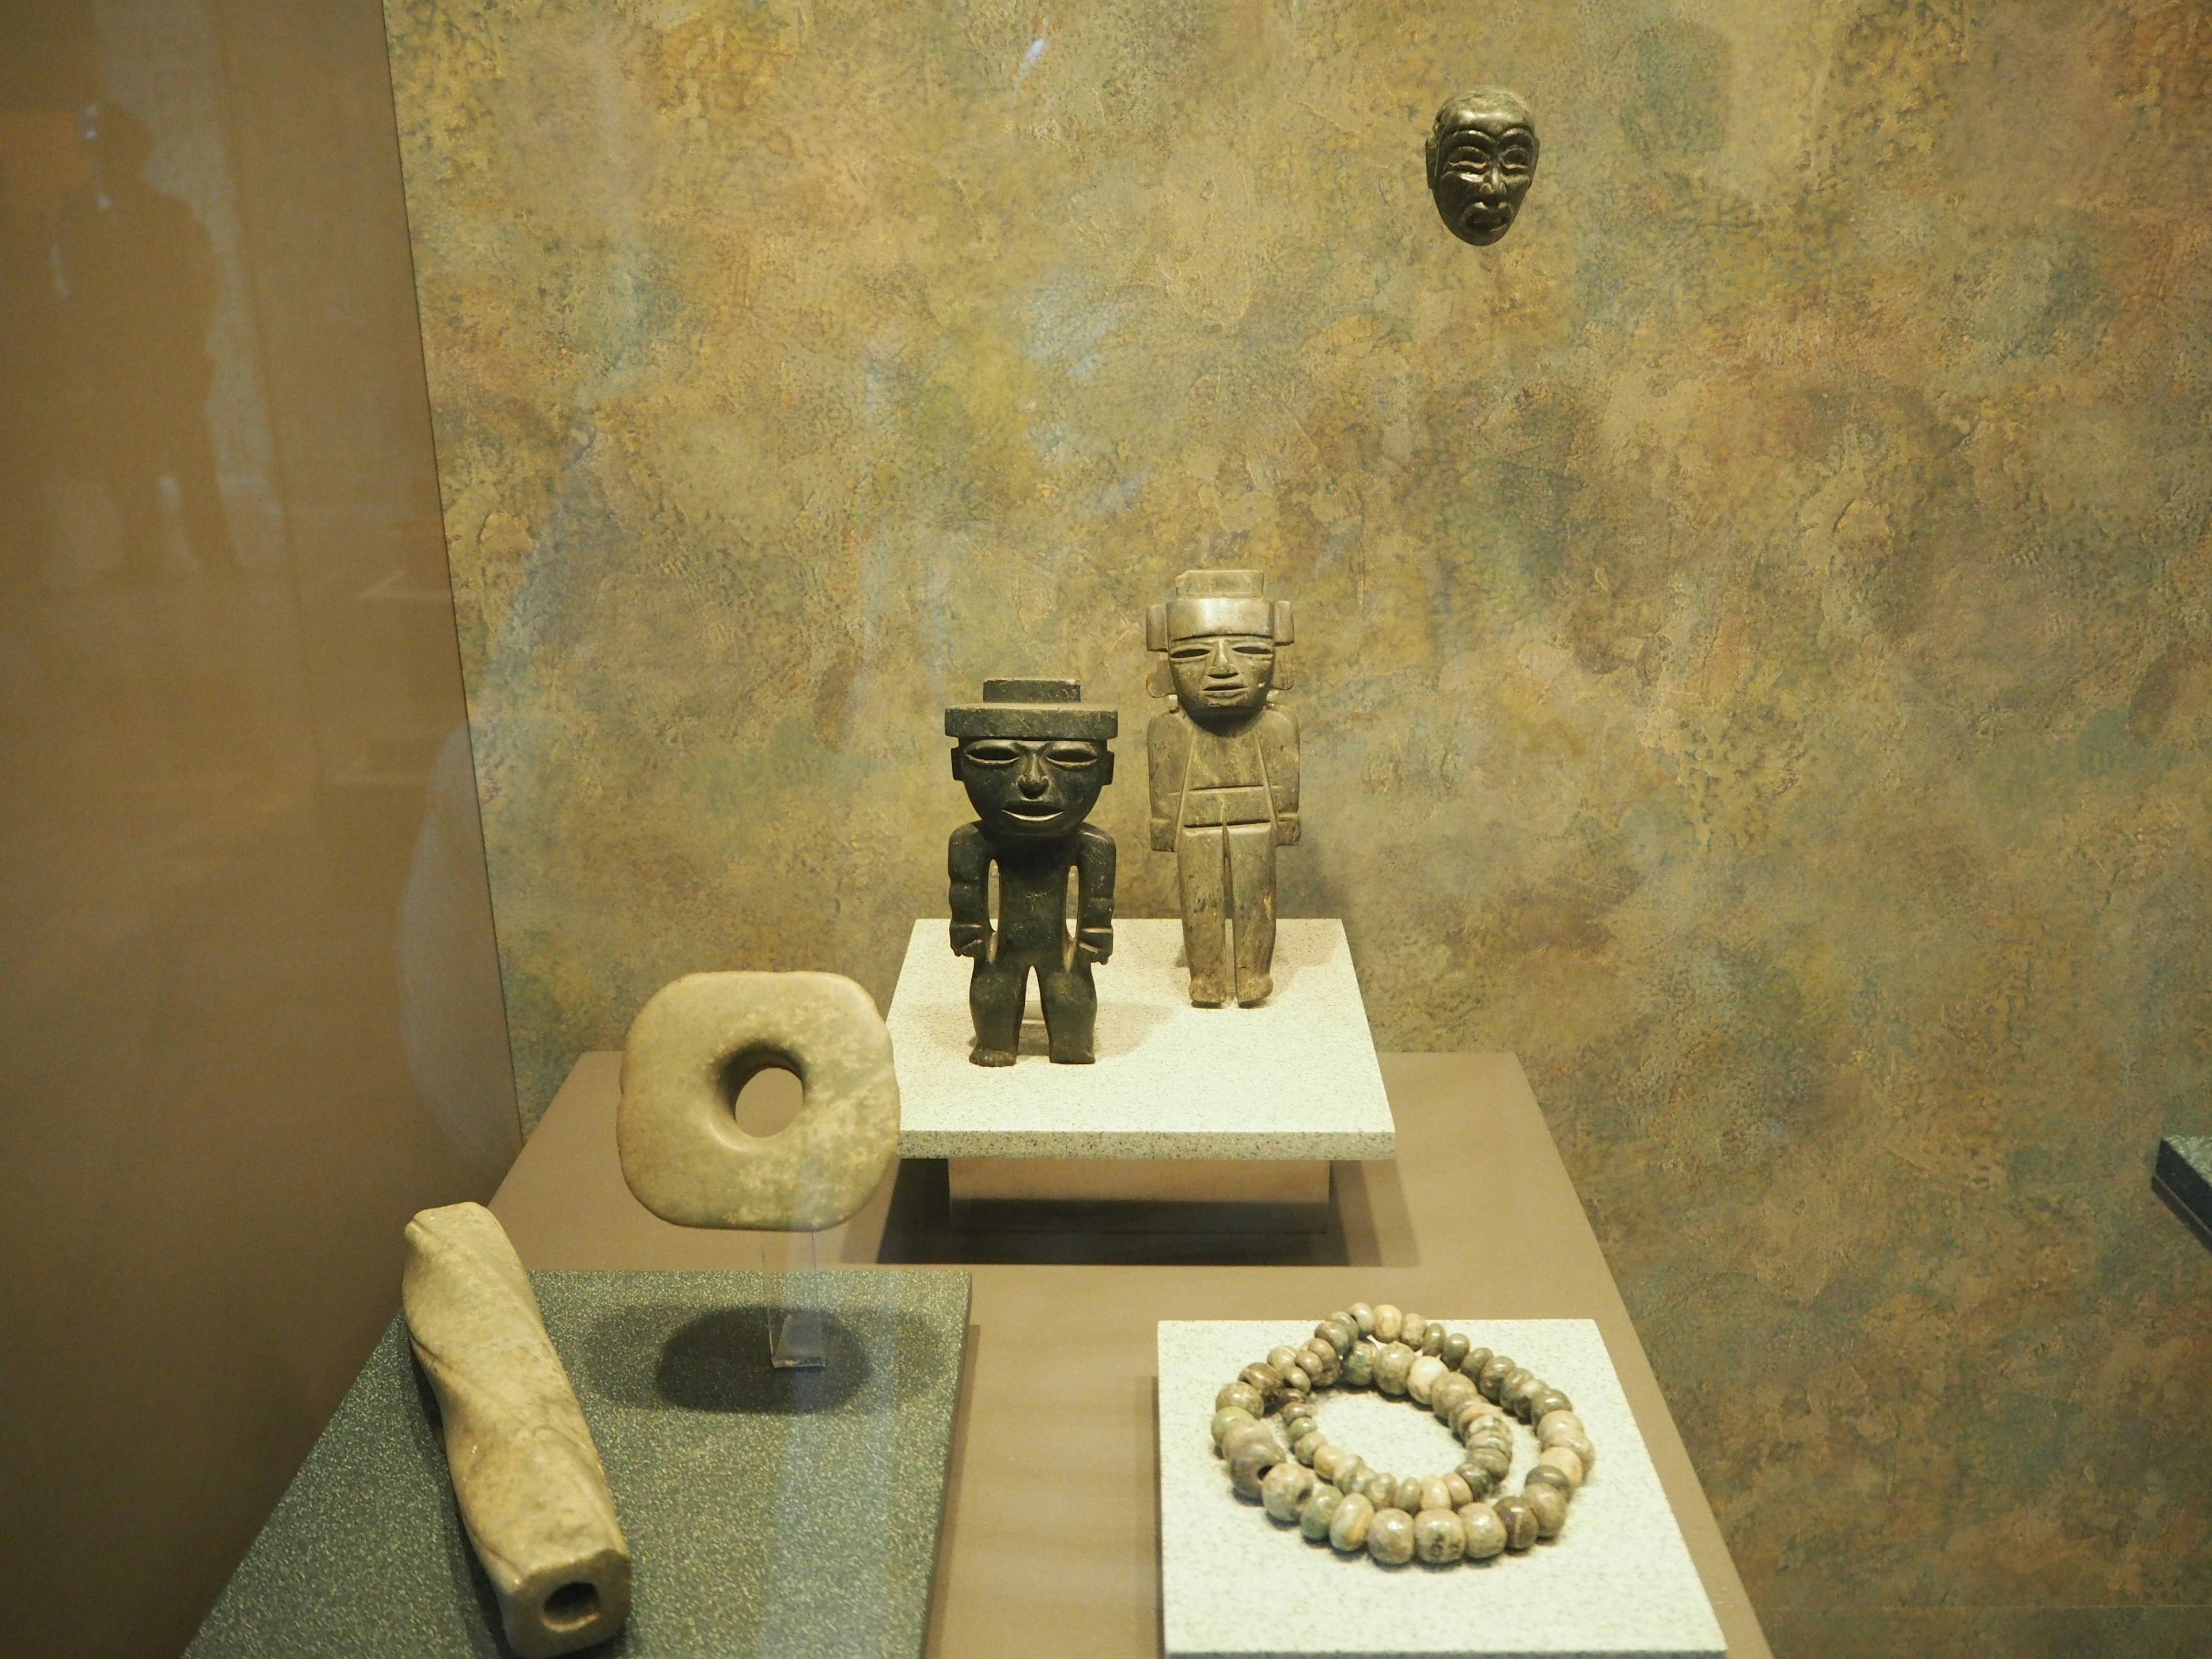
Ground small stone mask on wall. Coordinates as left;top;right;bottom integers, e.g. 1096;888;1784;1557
1427;86;1539;247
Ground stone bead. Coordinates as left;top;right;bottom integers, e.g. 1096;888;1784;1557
1280;1363;1313;1393
1300;1343;1339;1385
1466;1425;1514;1456
1399;1313;1427;1349
1413;1506;1466;1565
1365;1507;1416;1566
1342;1342;1377;1388
1216;1382;1266;1418
1361;1470;1399;1505
1537;1408;1585;1441
1406;1354;1448;1405
1441;1333;1472;1370
1422;1327;1446;1357
1465;1445;1511;1479
1536;1445;1585;1490
1418;1476;1453;1515
1529;1388;1573;1423
1431;1374;1478;1425
1301;1483;1344;1543
1373;1342;1417;1396
1456;1403;1506;1440
1499;1368;1535;1409
1262;1459;1317;1524
1494;1494;1539;1551
1444;1472;1474;1508
1458;1502;1507;1560
1277;1391;1310;1420
1478;1355;1514;1399
1522;1480;1569;1537
1334;1456;1369;1496
1522;1463;1572;1497
1224;1424;1283;1500
1455;1463;1498;1500
1240;1363;1282;1399
1546;1429;1598;1475
1347;1302;1376;1336
1392;1475;1425;1514
1210;1406;1256;1452
1221;1419;1278;1460
1311;1442;1351;1484
1328;1491;1374;1552
1372;1304;1403;1342
1291;1432;1324;1468
1460;1345;1494;1380
1267;1345;1303;1377
1283;1410;1316;1445
1317;1319;1355;1355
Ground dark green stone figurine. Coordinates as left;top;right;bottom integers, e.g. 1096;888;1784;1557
945;679;1118;1066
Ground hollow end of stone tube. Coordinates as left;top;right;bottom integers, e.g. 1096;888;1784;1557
503;1549;632;1658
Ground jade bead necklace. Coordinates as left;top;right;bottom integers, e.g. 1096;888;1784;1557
1209;1302;1598;1567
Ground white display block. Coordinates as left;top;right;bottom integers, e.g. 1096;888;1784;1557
1157;1320;1726;1659
888;918;1395;1162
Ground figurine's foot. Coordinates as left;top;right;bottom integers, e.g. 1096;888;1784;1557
968;1046;1017;1067
1188;979;1228;1008
1047;1050;1096;1065
1235;976;1273;1006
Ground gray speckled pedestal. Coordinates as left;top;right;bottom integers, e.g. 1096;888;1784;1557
1158;1320;1724;1659
889;918;1393;1161
187;1270;969;1659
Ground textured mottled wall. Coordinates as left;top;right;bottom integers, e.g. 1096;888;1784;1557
384;1;2212;1649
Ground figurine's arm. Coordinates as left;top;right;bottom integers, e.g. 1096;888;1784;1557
1261;707;1300;846
948;823;993;958
1074;824;1116;964
1146;710;1185;852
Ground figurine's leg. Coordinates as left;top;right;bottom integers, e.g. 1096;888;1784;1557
1037;955;1097;1065
1177;825;1229;1007
967;957;1025;1066
1226;823;1277;1005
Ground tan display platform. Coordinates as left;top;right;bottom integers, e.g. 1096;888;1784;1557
493;1053;1772;1659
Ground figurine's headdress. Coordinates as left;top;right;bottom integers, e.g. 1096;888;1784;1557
1143;570;1294;696
945;678;1119;740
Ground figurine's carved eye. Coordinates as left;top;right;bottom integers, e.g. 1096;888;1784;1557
964;741;1021;766
1232;642;1274;658
1045;743;1099;768
1169;645;1210;661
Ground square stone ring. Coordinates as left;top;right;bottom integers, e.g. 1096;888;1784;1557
618;971;900;1230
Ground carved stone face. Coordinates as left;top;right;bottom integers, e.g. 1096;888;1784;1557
1428;91;1538;247
957;737;1109;838
1168;634;1277;716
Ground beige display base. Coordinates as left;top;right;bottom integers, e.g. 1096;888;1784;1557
888;918;1395;1164
491;1054;1774;1659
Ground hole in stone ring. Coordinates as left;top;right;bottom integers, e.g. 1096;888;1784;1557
718;1048;806;1137
542;1581;600;1627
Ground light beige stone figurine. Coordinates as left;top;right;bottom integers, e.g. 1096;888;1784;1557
402;1202;630;1658
1146;570;1300;1006
617;969;899;1230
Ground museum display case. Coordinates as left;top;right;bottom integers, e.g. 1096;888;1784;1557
8;3;2212;1658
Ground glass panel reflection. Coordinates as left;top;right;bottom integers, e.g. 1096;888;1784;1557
0;2;517;1654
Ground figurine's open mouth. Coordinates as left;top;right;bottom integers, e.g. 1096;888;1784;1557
1460;202;1512;232
1002;804;1065;822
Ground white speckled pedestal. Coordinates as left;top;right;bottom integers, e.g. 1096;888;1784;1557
889;919;1394;1162
1158;1320;1725;1659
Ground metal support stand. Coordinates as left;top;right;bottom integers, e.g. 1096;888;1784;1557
769;1229;826;1369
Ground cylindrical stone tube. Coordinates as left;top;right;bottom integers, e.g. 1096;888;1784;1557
402;1203;631;1658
